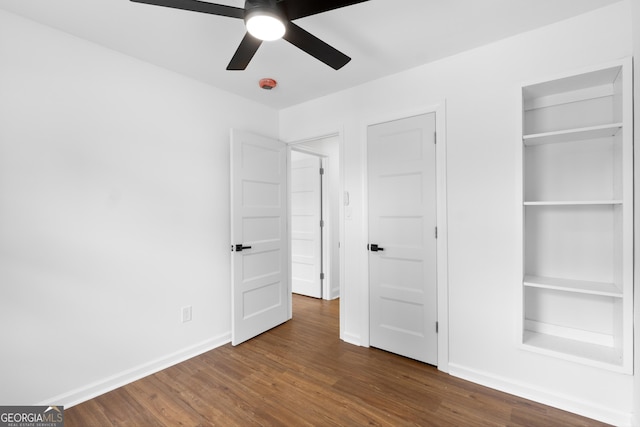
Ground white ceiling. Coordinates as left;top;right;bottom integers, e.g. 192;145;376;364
0;0;621;109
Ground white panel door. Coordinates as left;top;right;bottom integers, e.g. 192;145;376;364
230;129;289;346
368;113;438;365
290;152;322;298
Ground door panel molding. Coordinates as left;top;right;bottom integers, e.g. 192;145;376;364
230;129;290;346
362;102;449;372
290;151;323;298
368;113;438;365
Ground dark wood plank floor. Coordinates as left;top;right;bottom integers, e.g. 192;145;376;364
66;295;610;426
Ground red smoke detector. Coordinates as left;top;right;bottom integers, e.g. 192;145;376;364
259;78;277;90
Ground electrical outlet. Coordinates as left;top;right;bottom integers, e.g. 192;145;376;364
181;306;192;323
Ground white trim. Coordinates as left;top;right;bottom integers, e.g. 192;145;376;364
361;101;449;372
290;144;329;158
523;84;614;111
286;131;340;147
342;331;361;346
520;57;629;92
286;147;293;320
434;102;449;373
516;78;525;371
337;129;346;343
361;121;370;347
41;334;230;408
448;363;633;427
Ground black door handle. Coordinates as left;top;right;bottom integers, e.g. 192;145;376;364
234;244;252;252
369;244;384;252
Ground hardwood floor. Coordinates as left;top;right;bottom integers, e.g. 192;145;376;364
65;295;610;426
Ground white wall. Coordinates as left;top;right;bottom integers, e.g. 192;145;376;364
280;2;634;425
633;0;640;423
0;9;278;406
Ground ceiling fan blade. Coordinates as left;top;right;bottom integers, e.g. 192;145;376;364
227;33;263;70
283;22;350;70
280;0;370;20
130;0;244;19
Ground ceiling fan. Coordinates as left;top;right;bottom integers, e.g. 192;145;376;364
130;0;370;70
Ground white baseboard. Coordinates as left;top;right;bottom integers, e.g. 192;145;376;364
448;363;632;427
41;333;231;409
341;331;361;346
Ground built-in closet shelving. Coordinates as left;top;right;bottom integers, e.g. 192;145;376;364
519;58;633;373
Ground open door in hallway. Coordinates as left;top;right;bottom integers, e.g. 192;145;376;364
290;151;323;298
230;129;289;345
368;113;438;365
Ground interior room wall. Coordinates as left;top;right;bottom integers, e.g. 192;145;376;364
280;2;634;425
633;0;640;423
0;9;278;406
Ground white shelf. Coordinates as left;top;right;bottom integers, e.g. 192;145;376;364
520;59;632;373
523;123;622;146
523;275;622;298
524;200;623;206
522;65;622;101
522;331;622;369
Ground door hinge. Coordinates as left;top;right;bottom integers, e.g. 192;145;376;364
435;227;438;239
320;272;325;280
320;219;325;228
436;321;439;333
319;167;325;175
434;131;437;144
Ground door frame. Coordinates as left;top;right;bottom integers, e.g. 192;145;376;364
362;102;449;372
286;131;345;333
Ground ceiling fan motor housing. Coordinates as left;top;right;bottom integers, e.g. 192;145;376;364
244;0;284;23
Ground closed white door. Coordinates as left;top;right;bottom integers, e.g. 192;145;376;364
290;152;323;298
368;113;438;365
230;129;289;346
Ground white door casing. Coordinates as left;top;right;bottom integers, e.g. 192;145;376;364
230;129;289;346
290;152;323;298
368;113;438;365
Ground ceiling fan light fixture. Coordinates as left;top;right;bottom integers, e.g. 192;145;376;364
132;0;366;70
246;11;285;41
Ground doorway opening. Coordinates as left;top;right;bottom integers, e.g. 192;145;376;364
289;135;341;301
